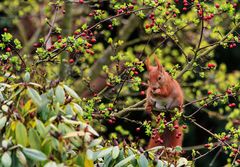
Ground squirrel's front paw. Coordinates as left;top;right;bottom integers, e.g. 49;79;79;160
152;89;161;95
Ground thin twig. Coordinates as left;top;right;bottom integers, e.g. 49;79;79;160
44;5;59;46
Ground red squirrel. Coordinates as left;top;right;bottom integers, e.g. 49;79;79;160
145;56;184;149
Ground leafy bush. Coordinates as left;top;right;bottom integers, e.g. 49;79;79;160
0;0;240;166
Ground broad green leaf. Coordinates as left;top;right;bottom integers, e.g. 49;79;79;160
28;129;41;150
72;103;83;115
96;147;113;159
44;161;58;167
27;87;42;107
22;148;47;161
88;137;103;148
138;154;148;167
63;85;80;99
86;149;94;160
103;154;113;167
1;152;12;167
15;122;28;147
16;150;27;166
23;72;30;82
55;86;65;104
36;120;47;138
62;117;99;136
114;154;135;167
112;146;120;159
0;116;7;130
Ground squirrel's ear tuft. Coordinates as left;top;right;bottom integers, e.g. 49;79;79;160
145;57;152;71
154;55;163;71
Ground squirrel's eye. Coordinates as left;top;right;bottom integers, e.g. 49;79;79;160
158;76;161;80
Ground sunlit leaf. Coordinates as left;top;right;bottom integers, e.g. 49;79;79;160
114;154;135;167
22;148;47;161
138;154;148;167
63;85;80;99
112;146;120;159
28;128;41;150
55;85;65;104
27;87;42;107
15;122;28;147
1;152;12;167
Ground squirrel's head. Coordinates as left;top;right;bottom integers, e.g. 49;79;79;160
145;56;167;89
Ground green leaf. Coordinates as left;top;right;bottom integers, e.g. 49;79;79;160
27;87;42;107
28;129;41;150
1;152;12;167
72;103;83;116
156;160;165;167
0;116;7;130
112;146;120;159
88;137;103;148
22;148;47;161
15;122;28;147
63;85;80;99
23;72;30;82
137;154;148;167
36;120;47;138
114;154;135;167
96;147;113;160
55;86;65;104
16;150;27;166
44;161;58;167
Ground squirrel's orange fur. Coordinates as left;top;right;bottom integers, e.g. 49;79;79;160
145;56;184;148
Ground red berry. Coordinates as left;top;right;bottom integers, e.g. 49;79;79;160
108;107;113;111
69;59;74;64
108;119;113;124
79;0;84;4
236;159;240;163
207;91;212;95
6;47;11;52
136;127;141;132
145;24;150;29
228;103;236;108
61;43;67;48
183;7;187;11
128;5;134;10
215;3;220;8
226;89;232;94
57;35;62;39
233;3;237;8
204;144;210;148
3;28;8;32
174;125;179;129
134;71;139;75
140;91;145;96
74;31;80;35
108;24;113;29
182;125;187;129
91;38;96;43
207;63;216;68
81;32;86;37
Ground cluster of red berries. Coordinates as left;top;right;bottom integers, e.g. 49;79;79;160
229;43;237;49
107;117;116;125
207;63;216;68
228;103;236;108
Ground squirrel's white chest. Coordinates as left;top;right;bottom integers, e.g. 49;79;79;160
151;96;173;109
